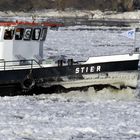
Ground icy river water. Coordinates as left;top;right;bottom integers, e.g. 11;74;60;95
0;26;140;140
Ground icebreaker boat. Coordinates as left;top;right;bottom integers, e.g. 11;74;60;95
0;19;139;95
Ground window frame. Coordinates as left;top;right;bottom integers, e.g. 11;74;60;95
4;28;15;40
32;28;41;40
15;28;24;40
40;28;47;41
23;28;32;41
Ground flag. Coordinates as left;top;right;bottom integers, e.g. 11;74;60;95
121;29;135;40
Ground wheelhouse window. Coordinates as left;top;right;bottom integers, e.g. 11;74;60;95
23;28;32;40
4;29;14;40
15;28;24;40
32;28;41;40
40;28;47;41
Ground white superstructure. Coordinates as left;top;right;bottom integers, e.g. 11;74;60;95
0;21;48;63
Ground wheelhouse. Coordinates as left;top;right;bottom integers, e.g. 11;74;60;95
0;20;62;64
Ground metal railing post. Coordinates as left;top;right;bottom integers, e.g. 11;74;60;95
4;61;5;70
31;60;33;69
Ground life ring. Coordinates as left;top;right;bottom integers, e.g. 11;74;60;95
22;77;35;90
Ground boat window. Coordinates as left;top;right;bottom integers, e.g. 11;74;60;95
32;28;41;40
15;28;24;40
40;28;47;41
23;28;32;40
4;29;14;40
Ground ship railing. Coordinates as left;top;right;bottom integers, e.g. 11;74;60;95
0;59;42;71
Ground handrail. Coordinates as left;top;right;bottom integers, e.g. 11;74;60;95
0;59;42;71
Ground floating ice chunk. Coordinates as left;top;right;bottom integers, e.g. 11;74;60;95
77;127;99;134
128;130;140;136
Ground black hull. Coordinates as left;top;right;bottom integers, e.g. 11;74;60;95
0;60;138;81
0;60;138;96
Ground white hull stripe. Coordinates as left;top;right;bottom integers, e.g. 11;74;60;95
84;53;140;64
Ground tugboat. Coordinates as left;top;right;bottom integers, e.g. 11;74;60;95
0;19;139;96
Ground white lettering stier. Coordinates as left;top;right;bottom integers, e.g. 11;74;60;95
97;66;101;72
90;66;95;72
75;68;79;74
75;65;101;74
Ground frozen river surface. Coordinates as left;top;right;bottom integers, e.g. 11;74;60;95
0;26;140;140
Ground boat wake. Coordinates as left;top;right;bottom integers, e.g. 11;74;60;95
26;71;139;96
32;86;137;102
32;83;135;93
21;82;137;99
0;71;139;97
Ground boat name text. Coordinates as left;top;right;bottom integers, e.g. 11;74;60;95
75;65;101;74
